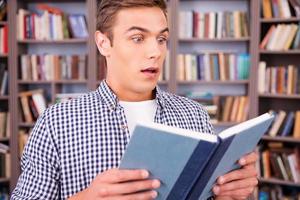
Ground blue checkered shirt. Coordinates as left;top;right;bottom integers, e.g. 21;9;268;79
11;81;214;199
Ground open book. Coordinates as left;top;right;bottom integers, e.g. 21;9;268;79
119;113;274;200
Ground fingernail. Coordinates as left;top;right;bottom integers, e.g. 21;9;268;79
218;176;224;184
152;180;161;188
151;191;158;198
240;158;246;165
142;170;149;178
213;186;220;195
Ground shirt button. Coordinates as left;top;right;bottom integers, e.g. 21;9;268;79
121;125;128;130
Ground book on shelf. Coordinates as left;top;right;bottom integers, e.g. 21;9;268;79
120;113;274;200
0;25;8;54
260;23;300;51
20;54;87;81
0;143;10;179
265;110;300;138
0;0;6;21
183;93;249;124
258;185;300;200
19;89;47;123
258;61;300;95
17;5;88;40
177;53;250;82
0;63;8;95
261;0;300;18
18;129;30;157
259;147;300;183
179;10;249;39
0;111;9;139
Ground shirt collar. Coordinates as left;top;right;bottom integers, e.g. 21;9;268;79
98;80;166;111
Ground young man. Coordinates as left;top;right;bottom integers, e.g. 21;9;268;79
12;1;258;199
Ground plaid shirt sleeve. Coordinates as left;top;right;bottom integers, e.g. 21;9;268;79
11;109;60;199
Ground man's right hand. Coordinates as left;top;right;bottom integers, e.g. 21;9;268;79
68;168;161;200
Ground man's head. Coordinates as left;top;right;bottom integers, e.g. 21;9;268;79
95;0;169;101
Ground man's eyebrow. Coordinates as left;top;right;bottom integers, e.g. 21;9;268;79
125;26;169;34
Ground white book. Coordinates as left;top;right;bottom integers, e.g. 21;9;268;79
209;12;216;39
266;25;282;50
281;0;292;18
287;154;300;182
258;61;266;94
203;54;211;81
198;13;205;39
217;12;223;39
275;25;291;50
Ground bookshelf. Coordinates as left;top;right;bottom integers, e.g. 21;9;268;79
253;0;300;198
3;0;299;198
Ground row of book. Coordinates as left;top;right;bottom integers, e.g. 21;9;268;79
0;0;6;21
0;112;9;139
0;143;10;179
267;110;300;138
258;186;300;200
262;0;300;19
158;51;170;81
0;64;8;95
179;10;249;39
184;93;249;123
177;53;250;81
0;25;8;54
260;23;300;50
17;5;88;40
19;89;47;123
258;62;300;95
259;147;300;183
20;54;87;81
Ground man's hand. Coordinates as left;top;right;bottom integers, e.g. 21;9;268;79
213;151;259;200
68;168;160;200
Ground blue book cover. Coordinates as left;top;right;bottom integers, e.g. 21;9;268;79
120;113;274;200
280;112;295;137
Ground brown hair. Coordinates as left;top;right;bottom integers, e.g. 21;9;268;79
97;0;167;44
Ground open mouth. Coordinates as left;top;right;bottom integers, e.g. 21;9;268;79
141;67;159;74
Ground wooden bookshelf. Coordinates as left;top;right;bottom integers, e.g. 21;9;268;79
0;54;8;58
178;80;249;85
179;37;251;42
0;96;9;100
0;178;10;184
0;137;9;143
0;21;7;25
260;17;300;23
17;39;88;44
253;0;300;197
261;135;300;144
259;178;300;187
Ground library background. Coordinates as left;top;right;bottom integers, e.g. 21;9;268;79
0;0;300;199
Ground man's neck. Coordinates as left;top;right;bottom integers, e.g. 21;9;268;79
105;79;155;102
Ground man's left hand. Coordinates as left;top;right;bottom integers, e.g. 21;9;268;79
213;151;259;200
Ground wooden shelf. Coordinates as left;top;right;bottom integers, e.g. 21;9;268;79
0;96;9;100
259;49;300;54
259;178;300;187
18;38;88;44
179;37;250;42
211;121;239;126
0;21;8;25
0;137;9;143
0;54;8;58
0;178;10;184
18;80;52;84
262;135;300;144
18;122;35;128
260;17;300;23
18;80;87;84
259;93;300;99
178;80;249;85
55;80;87;84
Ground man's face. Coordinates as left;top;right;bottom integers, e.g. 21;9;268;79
104;7;169;99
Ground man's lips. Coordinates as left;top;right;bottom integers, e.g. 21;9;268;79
141;67;159;74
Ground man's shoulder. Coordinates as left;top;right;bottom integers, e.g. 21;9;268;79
45;89;101;117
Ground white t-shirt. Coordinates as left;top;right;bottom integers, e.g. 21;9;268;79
119;99;157;136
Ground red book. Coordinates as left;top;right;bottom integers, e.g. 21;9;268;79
3;25;8;54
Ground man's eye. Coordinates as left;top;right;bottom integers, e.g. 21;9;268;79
158;37;168;44
132;36;144;43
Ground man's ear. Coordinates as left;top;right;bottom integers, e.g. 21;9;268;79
95;31;112;57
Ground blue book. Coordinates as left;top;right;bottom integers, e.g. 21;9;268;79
280;112;295;137
120;113;274;200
